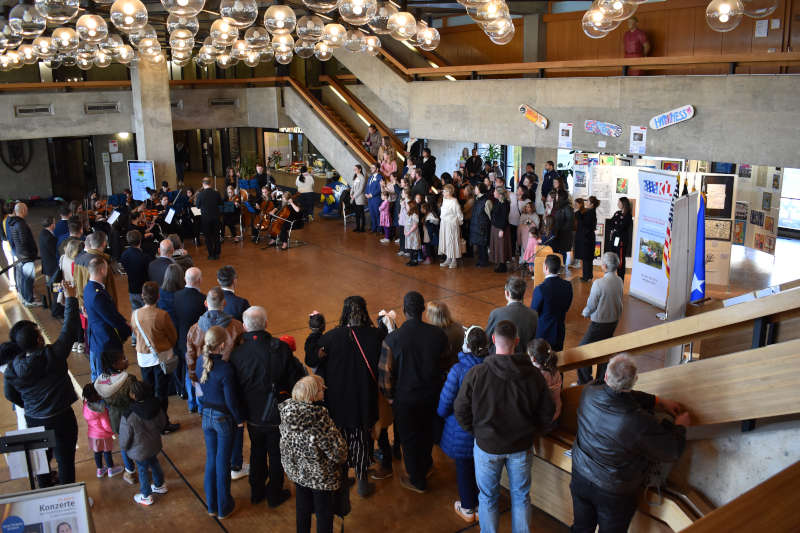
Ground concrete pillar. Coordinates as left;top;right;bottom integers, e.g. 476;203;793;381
523;14;546;63
130;60;177;187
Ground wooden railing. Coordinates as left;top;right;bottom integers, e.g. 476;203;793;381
0;80;131;91
320;74;406;158
559;287;800;372
169;76;285;88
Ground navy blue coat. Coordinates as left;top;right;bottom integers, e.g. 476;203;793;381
84;280;131;354
174;286;206;356
222;289;249;322
531;276;573;351
437;352;483;459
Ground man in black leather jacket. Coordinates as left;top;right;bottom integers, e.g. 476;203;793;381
570;353;690;533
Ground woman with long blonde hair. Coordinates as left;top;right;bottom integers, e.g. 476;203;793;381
426;301;464;368
199;326;244;519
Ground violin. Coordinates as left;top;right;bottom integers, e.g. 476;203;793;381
267;192;300;238
255;197;275;231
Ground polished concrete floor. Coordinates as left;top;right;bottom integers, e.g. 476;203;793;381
0;207;794;532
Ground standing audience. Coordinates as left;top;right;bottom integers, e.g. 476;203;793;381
486;277;538;354
531;255;573;352
84;257;131;380
174;267;205;413
218;265;250;322
7;202;40;307
38;216;61;316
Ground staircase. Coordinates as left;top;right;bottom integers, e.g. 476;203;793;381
318;103;363;151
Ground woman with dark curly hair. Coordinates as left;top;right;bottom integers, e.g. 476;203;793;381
306;296;386;498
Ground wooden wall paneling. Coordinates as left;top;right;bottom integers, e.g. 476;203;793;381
666;7;698;74
435;20;524;65
722;16;754;72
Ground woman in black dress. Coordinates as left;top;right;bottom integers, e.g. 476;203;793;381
551;190;574;268
609;197;633;279
575;196;599;281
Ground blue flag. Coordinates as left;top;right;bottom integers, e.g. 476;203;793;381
690;194;706;301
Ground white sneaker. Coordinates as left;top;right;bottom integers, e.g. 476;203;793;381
231;464;250;480
380;238;390;244
439;260;450;267
396;250;405;256
394;238;400;244
151;483;168;494
134;493;153;506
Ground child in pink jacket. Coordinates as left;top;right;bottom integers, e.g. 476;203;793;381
83;383;124;478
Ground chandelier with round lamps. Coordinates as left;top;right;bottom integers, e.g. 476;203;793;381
0;0;455;72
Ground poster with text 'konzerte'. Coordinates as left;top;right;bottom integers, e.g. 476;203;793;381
0;483;94;533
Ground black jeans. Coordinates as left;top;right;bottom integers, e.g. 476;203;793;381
140;365;171;424
202;218;221;258
581;244;595;280
376;427;393;470
352;205;365;231
247;424;284;504
295;483;334;533
577;321;618;384
26;409;78;487
393;401;436;489
570;472;638;533
475;244;489;266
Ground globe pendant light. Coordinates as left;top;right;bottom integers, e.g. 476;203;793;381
33;36;55;58
76;14;109;44
363;34;381;55
161;0;205;17
741;0;777;17
169;28;194;49
52;27;78;51
0;55;11;71
129;24;156;47
34;0;79;23
344;29;365;52
583;8;616;31
271;32;294;53
42;56;62;69
204;36;226;53
259;46;274;61
594;0;625;20
110;0;149;33
473;0;508;23
220;0;258;28
314;40;333;60
210;17;239;46
18;43;38;64
294;39;315;58
167;14;199;35
322;23;346;47
94;50;112;67
243;49;260;67
582;14;609;38
216;52;237;68
296;15;324;42
99;34;124;54
416;25;440;51
489;24;515;44
368;1;397;34
483;15;512;36
264;5;297;34
230;38;249;59
137;37;161;56
706;0;743;31
387;11;416;40
303;0;338;14
145;51;165;64
1;22;24;50
275;49;293;64
244;26;270;48
116;44;134;62
77;54;93;70
171;48;191;60
9;4;47;38
339;0;378;26
61;51;76;66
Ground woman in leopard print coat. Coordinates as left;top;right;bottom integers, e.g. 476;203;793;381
279;376;347;533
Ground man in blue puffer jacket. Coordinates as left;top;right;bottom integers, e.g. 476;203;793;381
436;326;488;524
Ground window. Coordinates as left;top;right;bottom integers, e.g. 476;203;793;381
778;168;800;232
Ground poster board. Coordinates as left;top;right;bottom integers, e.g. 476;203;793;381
588;164;640;266
665;192;699;320
700;173;737;286
0;483;94;532
629;169;679;309
127;160;156;202
735;164;781;255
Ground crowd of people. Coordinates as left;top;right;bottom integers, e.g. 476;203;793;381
346;144;634;281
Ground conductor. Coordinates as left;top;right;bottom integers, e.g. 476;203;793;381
195;177;223;260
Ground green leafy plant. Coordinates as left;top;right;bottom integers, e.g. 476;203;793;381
482;144;502;165
240;152;256;177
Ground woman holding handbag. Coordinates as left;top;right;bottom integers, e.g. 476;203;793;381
306;296;386;498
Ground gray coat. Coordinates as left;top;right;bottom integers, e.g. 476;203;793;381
118;397;166;462
351;175;366;206
486;301;539;354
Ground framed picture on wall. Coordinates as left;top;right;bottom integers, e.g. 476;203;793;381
661;160;681;172
702;174;734;219
750;209;764;226
764;216;775;232
737;164;752;178
734;201;748;221
772;173;782;190
733;221;746;245
706;219;732;241
762;192;772;210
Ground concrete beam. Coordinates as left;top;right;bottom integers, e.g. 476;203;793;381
333;49;410;122
131;61;177;186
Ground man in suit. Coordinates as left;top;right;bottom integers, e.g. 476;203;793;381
53;204;72;242
57;217;83;255
486;277;538;354
464;148;483;185
6;202;40;307
541;160;558;201
175;267;206;412
195;177;223;260
531;254;574;352
421;148;436;185
379;291;449;493
410;169;428;199
217;265;250;322
38;216;61;316
148;239;175;286
83;258;131;380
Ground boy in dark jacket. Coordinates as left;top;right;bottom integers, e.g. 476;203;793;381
454;320;554;533
119;381;168;506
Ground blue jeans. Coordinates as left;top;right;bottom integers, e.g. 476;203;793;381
186;373;200;411
15;260;35;303
202;408;235;516
455;457;479;511
89;349;102;382
120;447;135;472
474;444;532;533
135;455;165;497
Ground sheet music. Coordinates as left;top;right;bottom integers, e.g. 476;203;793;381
107;210;120;225
164;208;175;225
4;427;50;479
190;207;201;216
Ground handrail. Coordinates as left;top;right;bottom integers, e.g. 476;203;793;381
285;77;374;166
682;461;800;533
0;80;132;91
169;76;285;88
559;287;800;371
320;74;406;158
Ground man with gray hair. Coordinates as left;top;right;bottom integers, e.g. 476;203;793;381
571;353;689;533
486;276;538;354
577;251;624;384
73;230;118;309
6;202;40;306
147;239;175;286
174;267;205;412
229;306;305;507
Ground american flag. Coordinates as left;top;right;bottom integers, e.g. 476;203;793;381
664;174;681;279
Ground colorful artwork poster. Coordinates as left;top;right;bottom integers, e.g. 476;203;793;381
616;177;628;194
737;164;752;178
661;161;681;172
602;155;616;166
750;209;764;226
574;153;588;166
594;240;602;258
734;201;748;221
772;172;782;190
764;215;775;233
733;221;746;245
762;192;772;210
574;170;587;188
765;234;776;255
706;219;732;241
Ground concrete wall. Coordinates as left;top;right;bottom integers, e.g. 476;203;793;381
0;90;134;141
409;75;800;168
92;133;138;195
0;139;52;199
283;87;360;183
349;84;409;131
427;139;470;177
333;49;410;125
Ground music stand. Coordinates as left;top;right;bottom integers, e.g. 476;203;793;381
0;429;56;490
